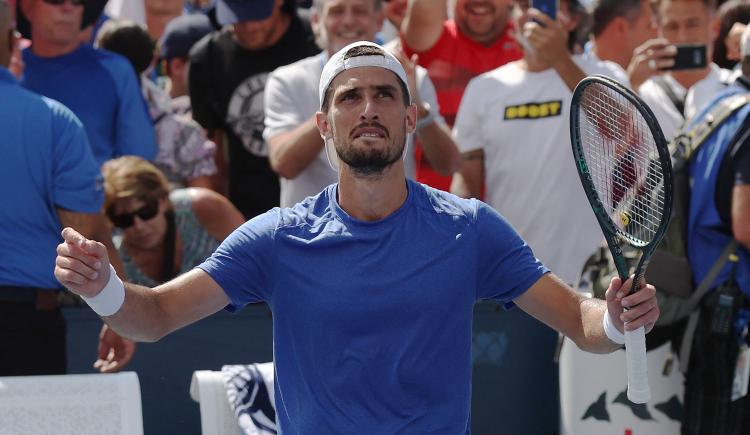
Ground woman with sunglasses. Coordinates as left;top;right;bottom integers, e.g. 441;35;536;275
103;156;245;286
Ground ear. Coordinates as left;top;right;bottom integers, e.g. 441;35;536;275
315;111;332;139
405;103;417;134
311;7;320;36
613;16;627;37
171;57;186;75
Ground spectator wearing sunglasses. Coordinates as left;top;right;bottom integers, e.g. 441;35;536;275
102;156;244;287
18;0;156;166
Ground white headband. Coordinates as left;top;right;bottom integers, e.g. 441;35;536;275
318;41;411;109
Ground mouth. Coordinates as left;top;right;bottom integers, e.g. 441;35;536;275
334;30;364;41
352;125;388;141
465;2;495;16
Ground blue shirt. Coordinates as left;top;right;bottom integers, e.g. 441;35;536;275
0;67;103;289
21;44;156;166
199;180;548;434
687;82;750;294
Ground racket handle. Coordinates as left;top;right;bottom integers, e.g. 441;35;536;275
625;325;651;403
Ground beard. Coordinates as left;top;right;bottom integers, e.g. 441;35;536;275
335;125;406;177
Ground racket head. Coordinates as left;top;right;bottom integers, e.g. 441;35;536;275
570;75;673;253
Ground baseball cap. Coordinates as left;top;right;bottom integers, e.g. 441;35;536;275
318;41;411;109
160;14;213;60
215;0;275;25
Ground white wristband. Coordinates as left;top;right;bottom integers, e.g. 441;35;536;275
603;309;626;345
81;264;125;317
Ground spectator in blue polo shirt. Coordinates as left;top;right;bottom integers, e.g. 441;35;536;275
0;0;133;375
18;0;156;167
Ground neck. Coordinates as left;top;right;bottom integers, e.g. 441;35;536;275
168;79;187;99
670;66;711;90
457;20;507;47
522;56;550;73
336;163;408;222
592;39;629;70
146;13;177;41
31;34;80;58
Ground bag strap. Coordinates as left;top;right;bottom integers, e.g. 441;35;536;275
674;92;750;162
678;239;739;373
652;76;686;117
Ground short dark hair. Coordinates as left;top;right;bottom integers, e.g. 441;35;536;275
713;0;750;68
591;0;645;37
96;20;155;75
320;45;410;112
653;0;717;13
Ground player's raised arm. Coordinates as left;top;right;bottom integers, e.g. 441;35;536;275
54;227;230;342
514;274;659;354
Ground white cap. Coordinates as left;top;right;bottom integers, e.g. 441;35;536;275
318;41;410;109
742;24;750;58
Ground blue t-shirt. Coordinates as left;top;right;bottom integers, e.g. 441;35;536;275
21;44;156;166
199;180;548;434
0;67;103;289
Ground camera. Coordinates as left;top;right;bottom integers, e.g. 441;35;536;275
665;44;708;70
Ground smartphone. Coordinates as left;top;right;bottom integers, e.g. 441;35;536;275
531;0;558;20
665;44;708;70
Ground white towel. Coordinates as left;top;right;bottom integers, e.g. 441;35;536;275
221;363;277;435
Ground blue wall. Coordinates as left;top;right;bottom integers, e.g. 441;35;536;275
65;301;558;435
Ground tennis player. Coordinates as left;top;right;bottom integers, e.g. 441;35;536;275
54;41;659;433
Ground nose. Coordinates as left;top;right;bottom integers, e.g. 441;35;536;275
360;96;380;121
131;215;149;231
342;9;356;26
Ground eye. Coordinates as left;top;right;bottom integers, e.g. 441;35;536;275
339;91;359;103
376;89;395;99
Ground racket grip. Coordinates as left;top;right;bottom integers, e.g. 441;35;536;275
625;326;651;403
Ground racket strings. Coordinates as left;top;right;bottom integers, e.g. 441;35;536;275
578;84;666;245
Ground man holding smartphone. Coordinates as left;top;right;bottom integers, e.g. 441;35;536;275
638;0;731;141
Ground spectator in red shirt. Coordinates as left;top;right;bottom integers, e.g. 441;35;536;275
399;0;522;190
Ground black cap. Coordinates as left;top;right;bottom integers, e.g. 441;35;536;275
16;0;108;39
160;14;213;60
215;0;275;25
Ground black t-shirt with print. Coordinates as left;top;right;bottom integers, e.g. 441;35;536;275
189;14;320;219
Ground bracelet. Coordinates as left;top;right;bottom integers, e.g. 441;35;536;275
81;264;125;317
603;309;626;345
416;103;437;131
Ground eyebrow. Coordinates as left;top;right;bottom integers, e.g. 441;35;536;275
337;83;399;97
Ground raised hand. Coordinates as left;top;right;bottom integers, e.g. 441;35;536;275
54;227;110;298
627;38;676;90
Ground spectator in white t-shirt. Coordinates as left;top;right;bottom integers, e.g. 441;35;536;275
451;0;623;285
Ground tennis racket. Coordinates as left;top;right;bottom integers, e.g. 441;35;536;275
569;75;673;404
